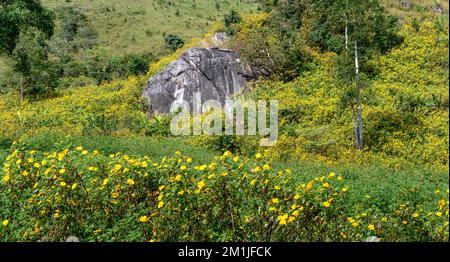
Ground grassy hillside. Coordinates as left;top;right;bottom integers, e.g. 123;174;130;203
0;0;259;90
42;0;259;55
0;1;448;242
243;12;449;170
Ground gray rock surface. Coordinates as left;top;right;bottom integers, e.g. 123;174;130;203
365;236;380;242
65;236;80;242
400;0;411;9
143;47;258;114
432;4;443;14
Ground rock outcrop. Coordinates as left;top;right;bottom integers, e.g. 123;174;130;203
143;47;257;114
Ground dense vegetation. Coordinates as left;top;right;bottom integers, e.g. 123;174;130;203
0;0;448;242
0;0;258;97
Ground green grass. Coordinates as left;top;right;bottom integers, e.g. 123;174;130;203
4;130;445;216
42;0;259;56
9;132;217;163
271;160;448;214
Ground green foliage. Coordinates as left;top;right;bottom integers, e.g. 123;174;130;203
164;34;185;52
249;13;449;169
308;0;403;56
8;30;60;99
0;1;448;243
83;48;154;85
0;0;54;55
1;148;447;241
224;9;242;36
230;13;314;80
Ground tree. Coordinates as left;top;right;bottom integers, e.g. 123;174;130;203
314;0;403;150
52;6;88;62
10;30;59;101
308;0;402;57
164;34;184;52
0;0;54;55
75;26;98;61
0;0;56;100
224;9;242;36
230;7;313;80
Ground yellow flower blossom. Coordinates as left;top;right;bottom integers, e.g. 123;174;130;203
306;181;314;191
139;216;150;223
93;229;102;235
277;214;288;225
438;199;446;209
2;175;10;183
197;180;206;190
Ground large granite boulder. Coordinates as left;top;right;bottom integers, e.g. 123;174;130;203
143;47;257;114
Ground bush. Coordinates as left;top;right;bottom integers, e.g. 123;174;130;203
224;9;242;36
0;144;160;241
164;34;185;52
1;146;448;241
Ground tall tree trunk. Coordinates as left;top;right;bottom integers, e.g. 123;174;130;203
345;19;348;51
351;105;359;149
20;76;24;103
354;41;363;150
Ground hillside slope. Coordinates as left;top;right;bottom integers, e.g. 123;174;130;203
42;0;259;55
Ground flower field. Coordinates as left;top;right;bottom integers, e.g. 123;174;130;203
0;3;448;243
1;142;448;241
